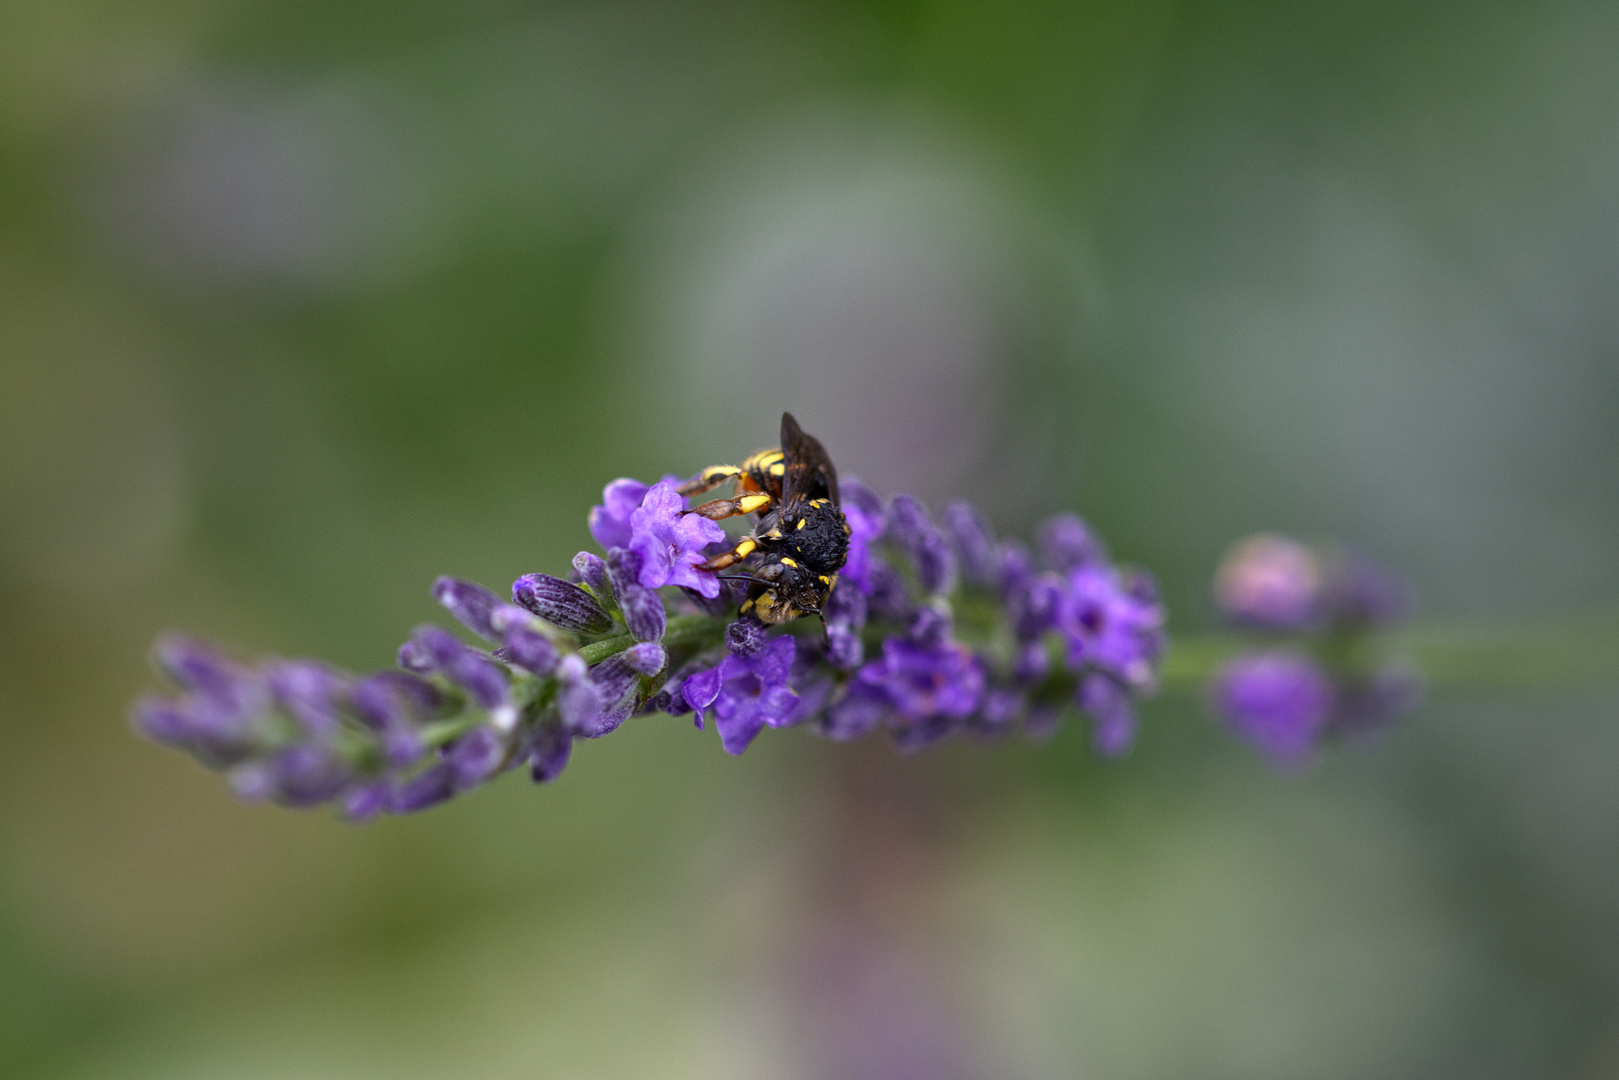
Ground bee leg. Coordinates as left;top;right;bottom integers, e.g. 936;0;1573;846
698;537;757;571
677;465;742;498
685;492;774;522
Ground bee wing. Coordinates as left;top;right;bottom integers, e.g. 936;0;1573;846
779;412;839;507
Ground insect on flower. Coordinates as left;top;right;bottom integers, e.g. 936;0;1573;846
679;412;851;625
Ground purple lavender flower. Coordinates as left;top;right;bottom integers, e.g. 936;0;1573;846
589;477;653;551
682;635;798;755
1059;564;1165;688
856;635;984;738
136;454;1173;820
1211;651;1335;767
1214;534;1323;630
628;479;726;597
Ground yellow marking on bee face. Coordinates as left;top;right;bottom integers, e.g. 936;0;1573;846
765;529;782;540
780;557;798;568
818;575;830;585
737;493;772;515
796;518;806;530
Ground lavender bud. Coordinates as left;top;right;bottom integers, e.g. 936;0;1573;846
725;617;768;657
490;604;561;676
267;660;347;737
620;584;667;642
1039;514;1105;571
153;636;248;702
396;638;434;674
824;580;867;628
556;655;606;737
447;726;506;789
389;762;458;814
1078;673;1137;758
227;761;276;802
820;683;887;742
913;529;958;596
588;653;643;705
512;573;614;635
410;626;509;710
841;479;887;537
606;547;644;603
944;501;998;588
826;623;864;670
269;744;352;807
352;671;444;729
432;576;503;640
340;780;391;822
909;607;952;648
529;721;572;784
622;642;667;676
503;625;560;676
865;562;912;621
1008;573;1064;640
572;551;613;598
1214;534;1323;630
1210;651;1334;767
886;494;932;544
996;539;1035;598
1013;641;1050;683
1323;549;1413;628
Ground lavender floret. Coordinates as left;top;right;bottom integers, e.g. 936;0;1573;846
620;583;667;642
432;576;503;640
512;573;615;635
628;479;726;597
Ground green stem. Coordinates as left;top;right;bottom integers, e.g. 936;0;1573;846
1159;611;1619;694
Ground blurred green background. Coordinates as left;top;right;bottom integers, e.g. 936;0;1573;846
3;1;1618;1076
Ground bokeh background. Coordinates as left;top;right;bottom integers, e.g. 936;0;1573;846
3;1;1619;1076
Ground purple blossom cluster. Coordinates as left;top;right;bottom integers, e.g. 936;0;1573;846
134;471;1167;818
1208;534;1423;768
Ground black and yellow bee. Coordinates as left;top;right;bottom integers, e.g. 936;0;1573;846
680;413;851;625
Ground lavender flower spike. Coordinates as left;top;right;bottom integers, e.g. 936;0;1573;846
135;428;1180;821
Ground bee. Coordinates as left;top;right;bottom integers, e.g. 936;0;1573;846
679;412;851;625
